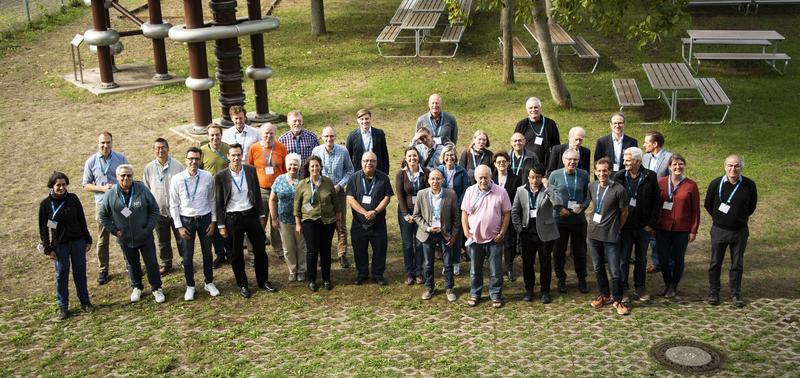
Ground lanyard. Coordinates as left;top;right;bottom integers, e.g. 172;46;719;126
153;160;167;182
625;171;644;198
261;141;274;167
97;153;112;176
50;199;65;220
293;136;301;155
429;190;442;219
324;149;335;175
718;176;742;204
234;130;247;146
512;151;525;176
211;146;229;164
444;168;455;188
471;150;484;169
119;185;135;209
471;188;489;209
667;176;684;202
530;117;546;136
563;170;578;201
231;170;245;193
410;171;421;195
362;129;372;151
361;175;375;196
528;186;540;210
594;184;609;214
184;174;200;202
309;176;321;204
428;113;441;137
496;173;507;188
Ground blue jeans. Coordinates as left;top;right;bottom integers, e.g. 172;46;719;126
649;236;660;268
620;227;650;291
588;238;623;301
53;239;90;309
422;234;454;289
468;241;503;300
120;236;162;291
179;213;214;287
656;230;689;290
398;211;423;277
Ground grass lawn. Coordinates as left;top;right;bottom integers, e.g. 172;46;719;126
0;0;798;375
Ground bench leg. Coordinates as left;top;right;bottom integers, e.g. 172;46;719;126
377;42;418;58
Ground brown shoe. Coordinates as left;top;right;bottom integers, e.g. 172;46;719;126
590;295;611;309
159;266;172;276
415;276;425;285
613;301;631;315
646;264;659;273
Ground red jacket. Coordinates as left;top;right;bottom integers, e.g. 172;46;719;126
656;176;700;234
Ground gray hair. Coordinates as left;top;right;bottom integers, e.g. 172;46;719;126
285;153;301;168
116;164;134;175
725;154;744;168
526;97;542;107
623;147;643;162
568;126;586;138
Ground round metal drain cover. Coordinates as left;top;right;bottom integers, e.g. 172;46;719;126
650;340;724;374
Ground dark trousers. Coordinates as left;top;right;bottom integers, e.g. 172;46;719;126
179;213;214;287
398;210;423;277
226;210;268;288
53;239;90;309
351;220;388;279
212;233;227;258
422;234;454;289
504;228;518;273
656;230;689;290
519;230;553;293
554;222;588;281
588;238;623;301
155;215;180;268
120;236;162;291
709;225;748;296
302;219;335;283
621;227;650;291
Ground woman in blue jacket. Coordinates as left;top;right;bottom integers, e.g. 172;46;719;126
436;143;470;275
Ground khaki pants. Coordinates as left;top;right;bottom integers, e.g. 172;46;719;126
94;204;110;273
278;222;306;274
260;188;283;256
334;189;348;257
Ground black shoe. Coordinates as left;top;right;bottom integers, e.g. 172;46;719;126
97;271;109;285
239;286;251;299
248;259;255;267
578;280;589;293
707;293;720;306
461;250;470;262
355;276;367;285
541;292;552;304
213;256;227;269
374;277;388;286
523;291;533;302
81;303;95;313
309;281;319;292
339;256;351;269
259;281;278;292
58;308;69;320
557;279;567;293
732;294;745;308
323;281;333;291
507;271;516;282
264;238;271;246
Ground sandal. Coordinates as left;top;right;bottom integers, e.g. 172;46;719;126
492;299;503;309
467;297;478;307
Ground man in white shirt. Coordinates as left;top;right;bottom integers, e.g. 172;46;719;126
222;105;262;162
594;113;638;174
143;138;184;276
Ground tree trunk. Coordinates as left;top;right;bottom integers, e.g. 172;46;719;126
545;0;553;21
310;0;326;36
532;0;571;107
501;0;514;84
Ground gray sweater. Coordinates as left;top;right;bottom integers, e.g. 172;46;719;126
99;181;159;248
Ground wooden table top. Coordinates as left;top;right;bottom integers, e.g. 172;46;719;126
413;0;446;12
400;11;440;30
687;29;785;41
524;22;576;46
642;63;698;90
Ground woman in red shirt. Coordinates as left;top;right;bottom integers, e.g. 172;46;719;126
655;154;700;298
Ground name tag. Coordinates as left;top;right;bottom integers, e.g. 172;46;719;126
303;203;314;212
121;207;132;218
718;203;731;214
361;195;372;205
97;176;108;185
411;195;417;204
433;137;442;145
47;220;58;229
567;200;579;212
534;137;544;145
662;202;673;211
592;213;602;223
530;208;537;218
431;219;441;228
629;198;637;207
265;166;275;175
613;163;620;171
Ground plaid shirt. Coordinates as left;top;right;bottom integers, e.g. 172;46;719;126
278;129;319;163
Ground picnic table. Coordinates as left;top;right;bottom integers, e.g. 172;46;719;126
413;0;446;12
524;22;575;56
399;12;440;57
642;63;698;123
684;29;789;73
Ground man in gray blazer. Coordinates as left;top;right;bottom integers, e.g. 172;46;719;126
413;170;459;302
641;130;672;274
511;163;560;304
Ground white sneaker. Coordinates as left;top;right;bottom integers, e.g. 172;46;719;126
184;286;196;301
446;289;458;302
153;288;166;303
204;283;220;297
453;264;461;276
130;287;142;302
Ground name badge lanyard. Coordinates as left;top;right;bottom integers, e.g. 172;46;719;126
184;175;200;202
528;187;540;210
324;150;335;176
430;191;442;220
309;176;321;204
97;153;112;179
667;176;685;202
594;185;609;214
471;189;489;211
363;129;373;152
444;168;455;188
512;152;525;176
154;161;167;182
718;176;741;205
261;142;274;168
563;170;578;202
50;199;66;220
428;114;441;138
235;130;247;146
530;117;546;137
411;172;420;196
625;171;644;199
361;176;375;202
231;171;245;193
211;147;230;164
496;173;507;188
119;185;135;210
471;151;485;170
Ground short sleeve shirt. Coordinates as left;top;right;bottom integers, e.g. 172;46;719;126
82;151;129;204
460;183;512;244
346;170;394;226
271;173;299;224
587;181;628;243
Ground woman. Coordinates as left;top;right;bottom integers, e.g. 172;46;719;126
436;143;470;275
396;147;429;285
492;151;522;282
294;155;341;291
38;171;93;320
459;130;494;184
270;153;306;282
655;154;700;298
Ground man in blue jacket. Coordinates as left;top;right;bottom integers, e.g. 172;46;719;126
99;164;165;304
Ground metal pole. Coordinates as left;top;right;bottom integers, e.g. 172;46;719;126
184;0;213;132
247;0;270;118
23;0;32;22
90;0;117;88
147;0;171;80
209;0;245;126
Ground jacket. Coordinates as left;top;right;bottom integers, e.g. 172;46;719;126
99;181;159;248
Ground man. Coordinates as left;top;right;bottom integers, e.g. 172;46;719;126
142;138;184;276
311;126;355;268
641;130;672;274
508;132;540;179
200;123;230;267
169;147;220;301
222;105;262;162
612;147;660;303
82;131;129;285
98;165;164;303
513;97;560;166
461;165;511;308
594;113;638;173
548;149;591;294
587;158;630;315
547;126;591;175
413;170;459;302
247;123;286;257
704;155;757;308
415;93;458;146
409;126;445;169
278;110;319;164
346;151;394;285
346;109;390;174
215;143;277;298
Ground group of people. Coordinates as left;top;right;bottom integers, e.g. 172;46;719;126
38;96;757;319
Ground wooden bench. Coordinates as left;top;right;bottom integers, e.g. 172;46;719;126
693;52;791;74
681;37;771;61
376;25;415;58
611;79;644;113
390;0;417;25
691;77;731;124
498;37;532;74
572;36;600;73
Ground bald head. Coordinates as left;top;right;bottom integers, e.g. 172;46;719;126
260;122;277;142
568;127;586;149
361;151;377;175
724;154;744;182
475;165;492;191
321;126;336;148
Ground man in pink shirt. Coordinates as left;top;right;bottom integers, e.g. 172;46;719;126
461;165;512;308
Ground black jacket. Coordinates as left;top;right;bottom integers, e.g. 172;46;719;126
38;192;92;254
214;165;266;226
346;127;391;175
612;168;660;229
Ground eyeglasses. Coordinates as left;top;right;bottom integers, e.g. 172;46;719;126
495;160;508;164
187;157;201;161
119;174;132;178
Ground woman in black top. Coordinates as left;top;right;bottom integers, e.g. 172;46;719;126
459;130;493;184
396;147;429;285
38;172;93;320
492;152;522;282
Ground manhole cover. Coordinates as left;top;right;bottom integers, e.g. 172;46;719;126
650;340;724;374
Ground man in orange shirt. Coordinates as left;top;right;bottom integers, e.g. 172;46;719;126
247;123;287;256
